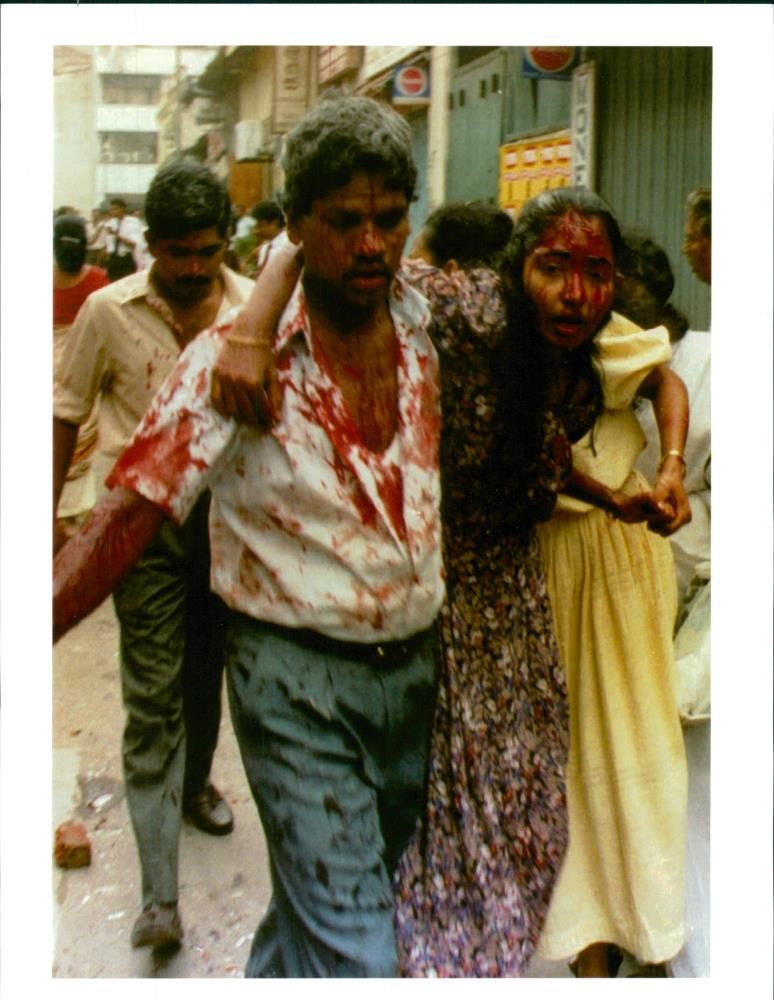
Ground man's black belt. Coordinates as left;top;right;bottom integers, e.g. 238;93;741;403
259;618;435;668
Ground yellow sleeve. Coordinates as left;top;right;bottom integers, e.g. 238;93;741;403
597;312;672;409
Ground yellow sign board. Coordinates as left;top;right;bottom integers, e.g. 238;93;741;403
498;129;572;219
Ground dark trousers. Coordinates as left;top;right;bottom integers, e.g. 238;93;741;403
225;614;438;977
107;252;136;282
112;492;227;907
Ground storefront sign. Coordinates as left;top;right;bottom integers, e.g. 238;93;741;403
392;63;430;107
522;47;580;81
498;129;572;217
274;46;311;133
571;61;596;188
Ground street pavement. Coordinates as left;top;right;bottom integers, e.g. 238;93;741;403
51;598;630;980
53;599;270;978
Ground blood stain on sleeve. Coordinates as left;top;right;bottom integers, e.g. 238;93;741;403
194;367;209;398
116;412;209;491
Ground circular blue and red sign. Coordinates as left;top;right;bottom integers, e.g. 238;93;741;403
526;47;576;75
394;64;429;99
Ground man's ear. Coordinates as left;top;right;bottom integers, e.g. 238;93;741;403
442;258;459;275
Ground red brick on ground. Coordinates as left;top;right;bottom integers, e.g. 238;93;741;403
54;821;92;869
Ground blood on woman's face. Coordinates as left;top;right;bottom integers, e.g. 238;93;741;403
522;210;616;353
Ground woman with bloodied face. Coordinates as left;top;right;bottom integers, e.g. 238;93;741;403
210;185;691;977
393;203;574;977
498;188;691;977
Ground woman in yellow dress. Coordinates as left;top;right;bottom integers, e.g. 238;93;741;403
500;188;692;977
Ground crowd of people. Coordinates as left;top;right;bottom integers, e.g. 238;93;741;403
53;93;710;978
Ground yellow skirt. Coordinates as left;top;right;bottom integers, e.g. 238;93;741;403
536;478;687;964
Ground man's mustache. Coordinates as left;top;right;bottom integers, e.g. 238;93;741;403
344;264;392;280
174;275;211;287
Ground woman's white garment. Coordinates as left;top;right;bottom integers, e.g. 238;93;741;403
637;328;711;977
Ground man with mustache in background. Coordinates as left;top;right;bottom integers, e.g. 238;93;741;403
53;159;254;952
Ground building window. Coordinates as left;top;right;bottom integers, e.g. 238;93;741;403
492;73;501;94
99;131;158;164
480;79;487;99
100;74;162;106
459;89;466;108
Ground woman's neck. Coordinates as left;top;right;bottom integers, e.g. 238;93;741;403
54;264;88;289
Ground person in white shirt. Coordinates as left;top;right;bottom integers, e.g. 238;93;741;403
53;95;444;978
54;162;253;956
104;197;146;281
617;219;711;979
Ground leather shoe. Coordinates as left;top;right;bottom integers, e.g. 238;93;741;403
183;782;234;836
131;904;183;951
627;963;667;977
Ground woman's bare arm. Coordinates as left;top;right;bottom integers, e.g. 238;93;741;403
637;364;692;536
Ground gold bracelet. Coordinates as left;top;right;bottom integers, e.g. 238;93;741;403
225;335;272;348
657;449;687;475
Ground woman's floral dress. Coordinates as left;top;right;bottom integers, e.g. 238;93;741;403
394;259;571;976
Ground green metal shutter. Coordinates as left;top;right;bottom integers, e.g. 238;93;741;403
591;47;712;330
446;49;506;204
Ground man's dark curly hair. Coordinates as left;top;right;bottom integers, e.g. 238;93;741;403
418;201;514;270
145;159;231;240
282;94;416;222
686;187;711;238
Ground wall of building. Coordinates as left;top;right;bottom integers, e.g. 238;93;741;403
95;164;157;201
361;46;425;81
54;47;98;215
238;48;273;132
94;45;177;77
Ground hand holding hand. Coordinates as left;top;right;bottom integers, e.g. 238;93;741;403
648;457;692;536
609;489;664;524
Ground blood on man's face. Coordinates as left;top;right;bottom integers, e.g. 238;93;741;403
290;172;410;315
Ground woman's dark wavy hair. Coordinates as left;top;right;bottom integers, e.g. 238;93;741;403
615;231;690;343
617;232;675;304
419;201;514;270
54;214;88;273
282;94;416;222
490;186;626;506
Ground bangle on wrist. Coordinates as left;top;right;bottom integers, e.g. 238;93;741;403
657;449;687;476
226;335;271;348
